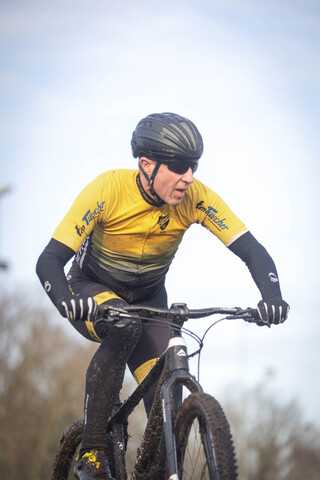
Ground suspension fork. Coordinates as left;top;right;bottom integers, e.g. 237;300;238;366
161;336;203;480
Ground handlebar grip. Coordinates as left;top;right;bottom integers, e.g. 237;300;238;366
244;308;272;328
249;308;259;320
242;308;260;323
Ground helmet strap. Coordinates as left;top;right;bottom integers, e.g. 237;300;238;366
139;160;164;205
149;162;161;196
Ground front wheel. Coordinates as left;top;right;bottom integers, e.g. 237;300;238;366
174;392;238;480
50;419;84;480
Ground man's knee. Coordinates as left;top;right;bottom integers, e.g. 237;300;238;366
95;296;142;350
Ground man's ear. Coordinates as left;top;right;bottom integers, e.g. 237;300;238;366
140;157;155;174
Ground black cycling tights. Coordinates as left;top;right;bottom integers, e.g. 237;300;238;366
80;314;142;453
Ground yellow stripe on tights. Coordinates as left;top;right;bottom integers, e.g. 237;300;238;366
133;358;159;384
93;291;122;305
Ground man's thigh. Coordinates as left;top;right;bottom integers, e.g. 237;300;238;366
67;269;127;342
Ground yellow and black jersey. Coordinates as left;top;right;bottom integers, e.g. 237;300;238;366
53;169;247;284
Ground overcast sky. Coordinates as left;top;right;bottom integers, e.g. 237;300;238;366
1;0;319;426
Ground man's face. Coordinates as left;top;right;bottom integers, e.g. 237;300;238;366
152;162;194;205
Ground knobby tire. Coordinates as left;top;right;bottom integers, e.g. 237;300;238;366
174;392;238;480
50;419;84;480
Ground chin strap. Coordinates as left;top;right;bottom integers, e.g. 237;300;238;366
139;160;164;204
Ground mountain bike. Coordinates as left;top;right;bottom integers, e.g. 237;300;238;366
50;302;260;480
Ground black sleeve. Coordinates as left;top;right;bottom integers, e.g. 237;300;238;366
228;231;282;300
36;238;76;309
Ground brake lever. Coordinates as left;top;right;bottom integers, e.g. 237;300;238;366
96;305;141;328
225;308;271;327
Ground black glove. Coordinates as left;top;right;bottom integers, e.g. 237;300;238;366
59;295;98;322
257;298;290;326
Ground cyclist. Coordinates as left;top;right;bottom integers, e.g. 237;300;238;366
36;112;289;480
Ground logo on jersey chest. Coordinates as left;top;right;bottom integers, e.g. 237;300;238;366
158;215;170;231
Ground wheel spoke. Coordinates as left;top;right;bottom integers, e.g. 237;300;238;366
181;418;216;479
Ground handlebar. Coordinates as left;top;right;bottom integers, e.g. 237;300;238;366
96;302;261;327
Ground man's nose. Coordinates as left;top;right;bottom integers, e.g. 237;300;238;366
182;167;194;183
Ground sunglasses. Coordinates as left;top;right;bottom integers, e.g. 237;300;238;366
165;160;198;175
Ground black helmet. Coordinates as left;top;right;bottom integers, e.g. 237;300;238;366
131;112;203;163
